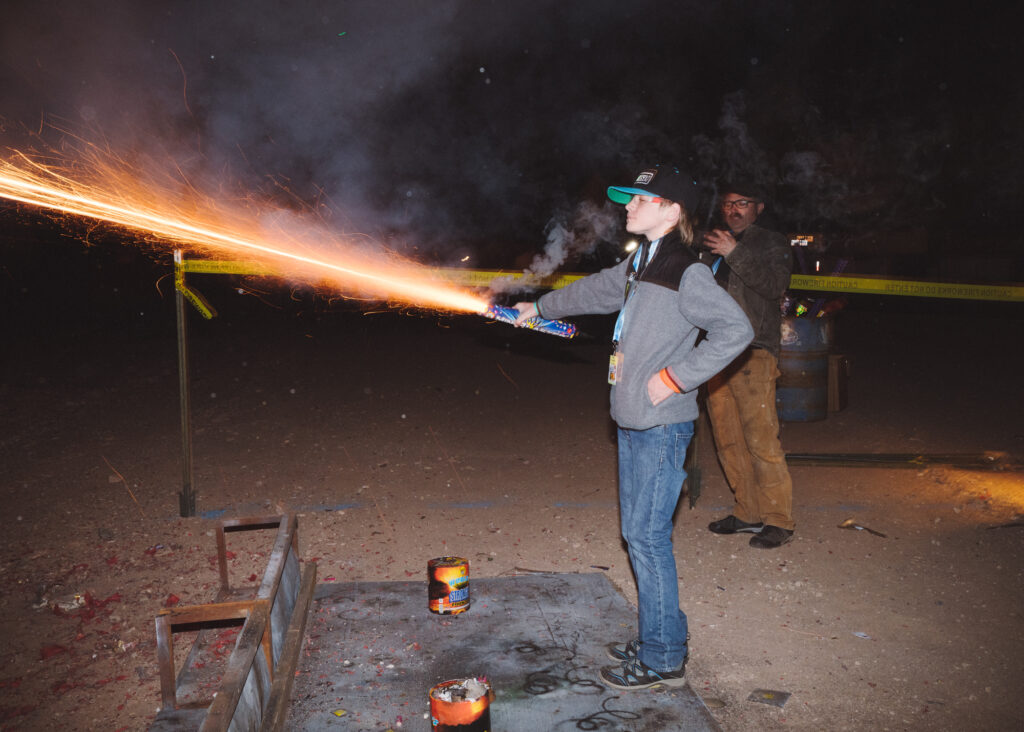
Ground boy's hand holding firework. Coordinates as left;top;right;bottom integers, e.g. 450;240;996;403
482;303;576;339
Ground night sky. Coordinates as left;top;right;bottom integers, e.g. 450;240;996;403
0;1;1019;280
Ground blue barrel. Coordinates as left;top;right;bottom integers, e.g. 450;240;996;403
776;316;831;422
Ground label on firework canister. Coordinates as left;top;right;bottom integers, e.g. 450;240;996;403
428;556;470;615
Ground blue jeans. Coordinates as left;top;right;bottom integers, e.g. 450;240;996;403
617;422;692;672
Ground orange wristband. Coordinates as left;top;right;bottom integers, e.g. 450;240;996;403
659;368;682;393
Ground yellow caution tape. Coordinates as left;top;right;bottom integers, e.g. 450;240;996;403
173;258;1022;303
429;269;584;289
434;269;1022;301
443;270;1022;302
178;259;276;275
789;275;1023;302
173;256;217;319
175;282;217;319
175;260;585;287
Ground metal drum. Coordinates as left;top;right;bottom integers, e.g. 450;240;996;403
776;316;831;422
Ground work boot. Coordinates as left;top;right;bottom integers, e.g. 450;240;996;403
708;515;764;535
750;525;794;549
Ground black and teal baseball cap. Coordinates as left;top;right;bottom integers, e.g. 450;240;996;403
607;164;699;212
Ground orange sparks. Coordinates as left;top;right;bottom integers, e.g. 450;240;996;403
0;148;490;314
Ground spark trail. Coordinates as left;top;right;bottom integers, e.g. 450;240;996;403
0;149;489;313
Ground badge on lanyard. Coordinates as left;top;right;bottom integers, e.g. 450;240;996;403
609;240;655;386
608;351;623;385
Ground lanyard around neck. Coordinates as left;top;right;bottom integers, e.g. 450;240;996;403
613;237;660;346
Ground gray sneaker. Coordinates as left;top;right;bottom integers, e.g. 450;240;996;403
599;656;687;690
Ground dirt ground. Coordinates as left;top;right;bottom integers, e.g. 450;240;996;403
1;286;1022;731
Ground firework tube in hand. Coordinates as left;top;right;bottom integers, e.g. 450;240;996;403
484;304;577;339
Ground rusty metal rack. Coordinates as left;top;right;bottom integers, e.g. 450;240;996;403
149;514;317;731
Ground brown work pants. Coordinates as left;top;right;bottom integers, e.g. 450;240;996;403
706;348;794;530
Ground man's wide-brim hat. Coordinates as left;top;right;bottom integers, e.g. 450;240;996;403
607;164;698;213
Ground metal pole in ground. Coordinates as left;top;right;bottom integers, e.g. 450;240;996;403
174;250;196;517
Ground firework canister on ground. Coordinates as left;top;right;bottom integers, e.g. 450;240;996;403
429;677;493;731
428;556;470;615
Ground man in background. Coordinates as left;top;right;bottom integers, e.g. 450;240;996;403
701;183;795;549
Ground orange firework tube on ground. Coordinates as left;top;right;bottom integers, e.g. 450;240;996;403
429;677;493;731
428;556;470;614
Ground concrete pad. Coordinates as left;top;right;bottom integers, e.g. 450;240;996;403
288;572;719;730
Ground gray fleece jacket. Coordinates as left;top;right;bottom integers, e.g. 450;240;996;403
537;230;753;430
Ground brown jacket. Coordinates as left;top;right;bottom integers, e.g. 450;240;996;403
704;224;792;358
